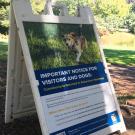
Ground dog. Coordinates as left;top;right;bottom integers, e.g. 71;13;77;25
63;32;87;63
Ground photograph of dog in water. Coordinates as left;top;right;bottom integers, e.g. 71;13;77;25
23;22;102;70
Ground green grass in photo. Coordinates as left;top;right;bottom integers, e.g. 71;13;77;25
27;37;101;70
24;22;101;70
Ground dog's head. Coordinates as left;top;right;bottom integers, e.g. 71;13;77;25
63;32;77;50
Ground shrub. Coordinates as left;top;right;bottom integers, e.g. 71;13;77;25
124;13;135;33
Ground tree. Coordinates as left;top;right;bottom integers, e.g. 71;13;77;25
55;0;91;15
30;0;45;14
92;0;130;17
91;0;131;31
0;0;46;34
0;0;132;34
124;3;135;33
0;0;10;34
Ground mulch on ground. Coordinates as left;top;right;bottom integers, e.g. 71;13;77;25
109;64;135;96
0;61;135;135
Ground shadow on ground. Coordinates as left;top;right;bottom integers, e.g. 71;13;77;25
104;49;135;66
0;61;135;135
0;61;42;135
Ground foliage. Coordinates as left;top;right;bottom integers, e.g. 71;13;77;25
55;0;89;15
92;0;130;17
54;0;131;31
0;0;133;34
30;0;45;14
0;0;46;34
130;2;135;13
91;0;131;31
124;3;135;33
124;13;135;33
0;0;10;34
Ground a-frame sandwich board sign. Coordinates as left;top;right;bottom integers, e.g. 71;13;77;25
5;0;126;135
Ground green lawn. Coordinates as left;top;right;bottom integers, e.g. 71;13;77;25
101;32;135;50
102;32;135;66
0;41;8;62
104;49;135;66
1;32;135;67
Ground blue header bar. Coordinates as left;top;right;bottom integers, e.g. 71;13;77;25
35;62;108;96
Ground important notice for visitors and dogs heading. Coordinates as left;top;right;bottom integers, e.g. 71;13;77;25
5;0;126;135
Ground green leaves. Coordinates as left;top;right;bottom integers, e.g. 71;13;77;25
0;0;9;34
0;0;133;34
91;0;131;31
56;0;89;15
30;0;45;14
125;13;135;33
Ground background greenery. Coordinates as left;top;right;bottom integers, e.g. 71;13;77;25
1;37;135;67
1;0;135;34
0;0;9;34
0;0;135;105
1;0;135;66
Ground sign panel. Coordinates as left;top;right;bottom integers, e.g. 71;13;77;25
23;22;124;135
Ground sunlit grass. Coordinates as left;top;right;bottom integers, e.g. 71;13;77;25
102;32;135;50
1;32;135;67
102;32;135;66
104;49;135;66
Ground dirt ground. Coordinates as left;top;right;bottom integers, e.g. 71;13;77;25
108;64;135;135
0;61;135;135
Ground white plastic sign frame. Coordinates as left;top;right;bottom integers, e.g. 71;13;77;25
5;0;126;135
